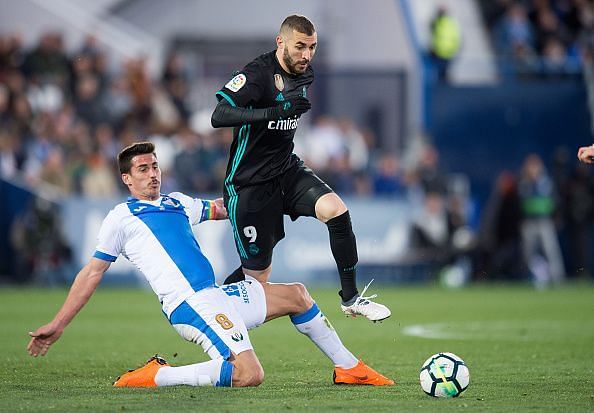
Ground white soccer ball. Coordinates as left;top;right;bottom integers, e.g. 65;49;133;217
419;352;470;397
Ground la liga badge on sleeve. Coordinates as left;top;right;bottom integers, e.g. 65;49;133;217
225;73;247;92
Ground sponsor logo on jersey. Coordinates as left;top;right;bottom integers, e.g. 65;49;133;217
222;282;250;303
133;206;147;213
274;74;284;91
239;281;250;303
268;116;300;131
275;92;285;102
225;73;246;92
231;331;244;342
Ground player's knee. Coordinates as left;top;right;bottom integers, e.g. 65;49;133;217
249;366;265;387
316;194;348;222
232;354;265;387
291;282;314;313
233;364;265;387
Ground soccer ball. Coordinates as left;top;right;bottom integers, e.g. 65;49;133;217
419;352;470;398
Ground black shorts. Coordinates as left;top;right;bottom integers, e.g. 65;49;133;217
224;162;333;270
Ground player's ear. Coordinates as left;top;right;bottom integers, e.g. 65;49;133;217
276;34;284;50
121;173;131;187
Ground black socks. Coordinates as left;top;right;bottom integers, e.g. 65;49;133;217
326;211;359;303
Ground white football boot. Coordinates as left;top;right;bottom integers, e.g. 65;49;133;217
340;279;391;322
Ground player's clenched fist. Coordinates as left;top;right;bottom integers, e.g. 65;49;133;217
271;96;311;119
577;145;594;164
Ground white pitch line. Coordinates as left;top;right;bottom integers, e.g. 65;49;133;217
402;320;594;341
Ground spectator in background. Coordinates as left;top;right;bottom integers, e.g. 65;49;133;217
172;126;205;193
372;153;405;196
533;8;572;54
81;151;118;198
495;3;536;69
337;117;369;174
10;197;72;285
73;74;105;128
0;84;11;130
410;191;451;257
475;170;524;280
161;53;191;123
38;147;71;195
563;163;594;279
518;153;565;288
299;116;346;174
0;33;24;76
429;5;462;82
416;143;447;195
21;32;70;88
409;190;473;286
0;130;21;178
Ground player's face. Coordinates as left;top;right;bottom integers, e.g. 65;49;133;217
279;30;317;75
122;153;161;201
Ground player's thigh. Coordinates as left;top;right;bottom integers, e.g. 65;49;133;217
222;277;313;325
282;163;334;219
168;287;253;360
230;182;285;270
221;276;267;330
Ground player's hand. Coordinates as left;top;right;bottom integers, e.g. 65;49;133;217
577;145;594;164
27;322;63;357
213;197;228;220
272;96;311;118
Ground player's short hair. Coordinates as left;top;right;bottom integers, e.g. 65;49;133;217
118;141;156;174
280;15;315;36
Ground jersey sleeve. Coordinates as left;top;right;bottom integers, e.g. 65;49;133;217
169;192;216;225
216;61;264;108
93;210;124;262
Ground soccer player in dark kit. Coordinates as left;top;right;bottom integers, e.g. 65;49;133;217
211;15;390;321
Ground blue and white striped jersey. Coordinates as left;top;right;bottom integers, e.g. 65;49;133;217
93;192;217;316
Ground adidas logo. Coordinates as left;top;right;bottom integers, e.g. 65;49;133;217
275;92;284;102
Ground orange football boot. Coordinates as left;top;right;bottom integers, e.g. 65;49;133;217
333;360;395;386
113;355;169;387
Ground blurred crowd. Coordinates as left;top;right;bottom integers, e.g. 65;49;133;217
0;31;230;197
2;30;592;287
480;0;594;78
0;31;434;201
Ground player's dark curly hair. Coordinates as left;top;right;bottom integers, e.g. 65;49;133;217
280;15;315;36
118;141;156;174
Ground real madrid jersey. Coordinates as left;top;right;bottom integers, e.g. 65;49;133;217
215;50;314;188
93;192;217;316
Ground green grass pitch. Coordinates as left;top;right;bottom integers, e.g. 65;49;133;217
1;284;593;412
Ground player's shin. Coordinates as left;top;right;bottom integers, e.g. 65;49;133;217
155;359;234;387
326;211;359;303
290;303;358;369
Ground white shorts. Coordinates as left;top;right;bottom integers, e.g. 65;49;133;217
221;275;267;330
168;286;253;360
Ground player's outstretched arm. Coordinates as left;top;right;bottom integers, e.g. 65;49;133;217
211;96;310;128
577;145;594;164
27;258;110;357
